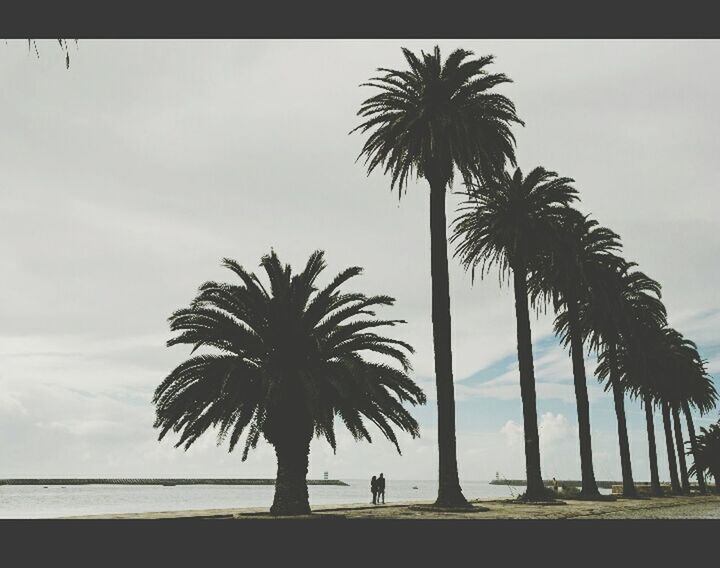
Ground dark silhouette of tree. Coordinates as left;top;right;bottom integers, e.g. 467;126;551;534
651;329;718;494
352;46;522;508
643;393;663;496
529;210;621;498
688;421;720;493
584;261;666;497
153;250;426;516
661;399;682;494
682;362;717;494
452;167;577;501
608;322;668;496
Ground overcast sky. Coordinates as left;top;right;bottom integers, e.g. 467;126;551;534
1;39;718;483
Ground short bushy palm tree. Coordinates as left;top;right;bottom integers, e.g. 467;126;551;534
688;421;720;493
353;45;523;508
681;359;717;494
452;167;578;500
153;250;426;516
530;210;622;498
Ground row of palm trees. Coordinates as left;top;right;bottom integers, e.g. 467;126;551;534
453;168;717;499
154;45;717;515
353;46;717;505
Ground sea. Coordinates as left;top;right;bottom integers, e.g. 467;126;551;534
0;479;608;519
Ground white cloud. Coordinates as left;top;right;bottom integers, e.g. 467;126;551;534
0;40;718;481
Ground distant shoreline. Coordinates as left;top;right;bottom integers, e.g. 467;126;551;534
0;478;349;486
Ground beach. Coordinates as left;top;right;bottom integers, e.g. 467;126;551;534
65;494;720;520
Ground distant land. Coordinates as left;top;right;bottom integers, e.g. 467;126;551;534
0;478;349;486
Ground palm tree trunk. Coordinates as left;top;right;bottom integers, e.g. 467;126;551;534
567;297;600;497
682;401;707;494
270;439;312;516
428;178;469;509
661;401;681;495
672;405;691;494
643;394;662;496
512;261;545;500
608;344;636;497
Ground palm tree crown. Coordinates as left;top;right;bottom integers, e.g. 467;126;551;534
563;259;666;356
528;209;622;313
352;46;523;191
452;167;579;277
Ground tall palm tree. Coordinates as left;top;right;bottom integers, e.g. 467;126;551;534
658;330;718;493
584;261;666;497
353;46;523;508
529;210;621;498
629;326;688;495
649;328;706;494
153;250;426;516
452;167;578;500
617;322;673;497
618;322;663;496
661;399;682;494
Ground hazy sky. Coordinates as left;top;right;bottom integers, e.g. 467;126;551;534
1;39;718;483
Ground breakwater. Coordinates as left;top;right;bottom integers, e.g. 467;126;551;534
0;478;349;486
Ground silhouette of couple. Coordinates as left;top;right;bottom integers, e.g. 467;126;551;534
370;473;385;504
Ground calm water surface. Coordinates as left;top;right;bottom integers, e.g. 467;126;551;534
1;480;537;518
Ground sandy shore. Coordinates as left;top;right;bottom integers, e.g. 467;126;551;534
65;494;720;520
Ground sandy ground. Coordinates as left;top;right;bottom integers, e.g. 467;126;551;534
66;494;720;520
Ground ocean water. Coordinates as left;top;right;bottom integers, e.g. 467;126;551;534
0;480;541;518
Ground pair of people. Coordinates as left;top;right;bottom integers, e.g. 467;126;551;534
370;473;385;504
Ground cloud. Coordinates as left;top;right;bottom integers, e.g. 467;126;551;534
0;40;718;481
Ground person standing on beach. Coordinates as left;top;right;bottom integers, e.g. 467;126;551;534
377;473;386;504
371;475;378;504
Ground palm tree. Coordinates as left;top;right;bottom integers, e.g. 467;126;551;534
586;261;666;497
153;250;426;515
619;324;697;496
352;46;523;508
630;327;688;495
620;325;680;495
617;323;673;497
529;210;621;498
688;421;720;493
452;167;578;500
648;328;710;494
658;330;718;494
682;361;717;494
661;399;682;494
